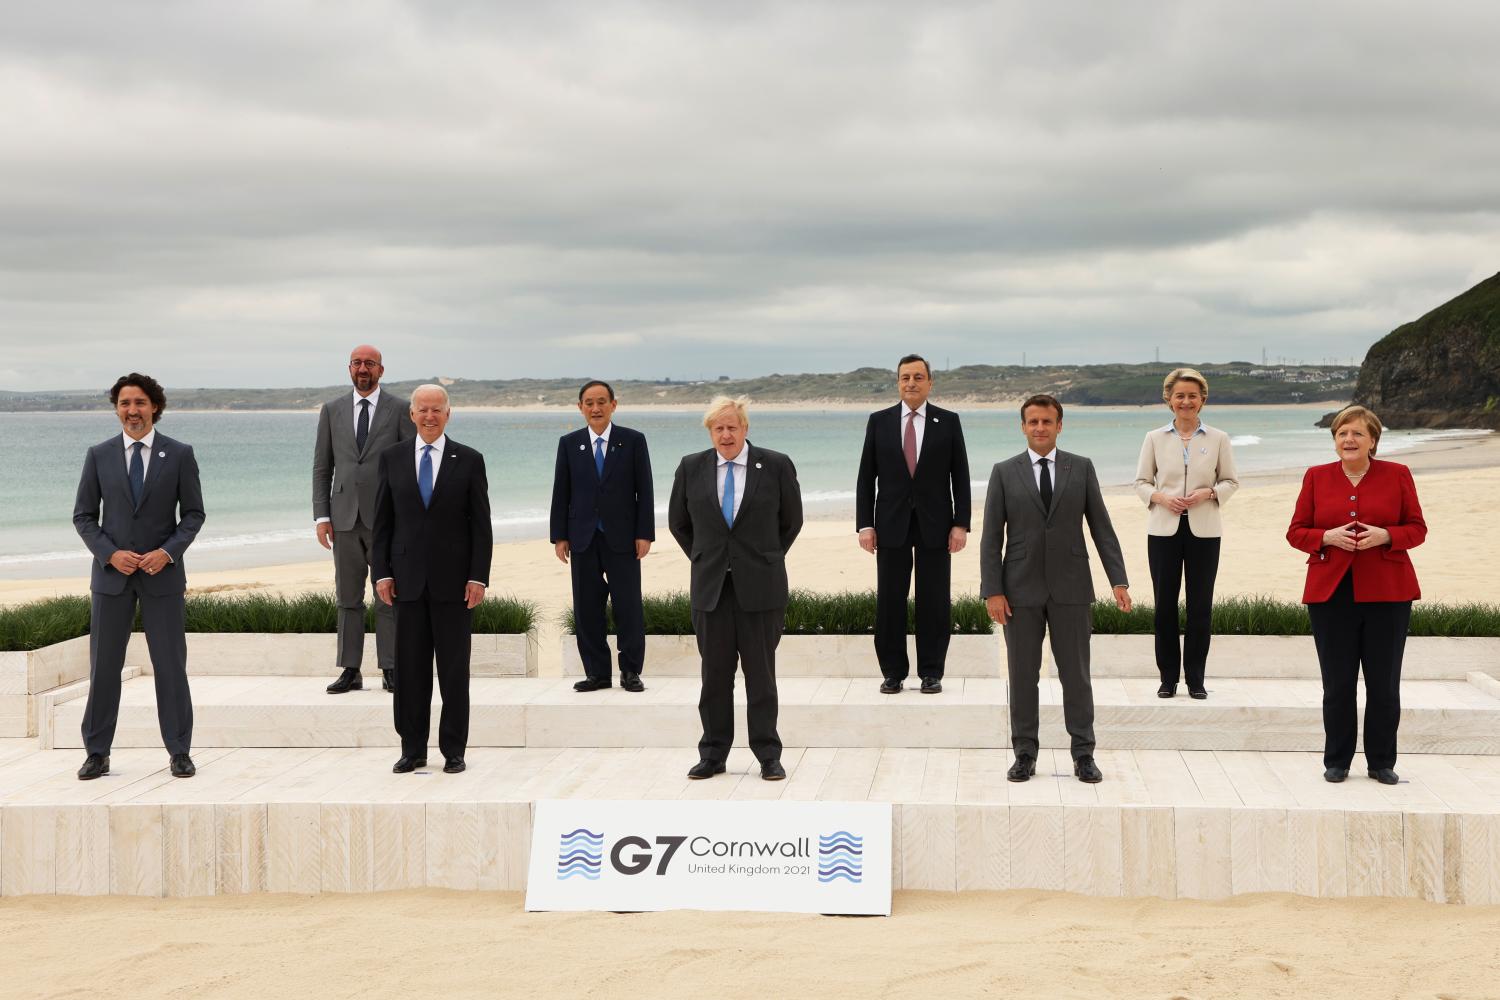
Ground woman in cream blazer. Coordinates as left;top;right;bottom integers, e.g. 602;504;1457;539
1133;368;1240;699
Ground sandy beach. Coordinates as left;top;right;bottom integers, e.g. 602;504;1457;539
2;889;1497;999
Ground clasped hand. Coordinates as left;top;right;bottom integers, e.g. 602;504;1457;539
1322;521;1391;552
1155;488;1213;515
109;549;169;575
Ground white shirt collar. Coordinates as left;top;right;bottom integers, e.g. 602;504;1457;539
902;402;929;419
355;386;381;409
122;428;157;451
1160;420;1204;435
1027;446;1057;464
416;433;446;454
717;443;748;467
589;423;613;445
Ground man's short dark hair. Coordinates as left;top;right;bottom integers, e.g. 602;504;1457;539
109;372;167;422
1020;393;1063;421
896;354;931;378
578;379;615;402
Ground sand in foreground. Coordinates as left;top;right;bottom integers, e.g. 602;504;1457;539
1;889;1496;999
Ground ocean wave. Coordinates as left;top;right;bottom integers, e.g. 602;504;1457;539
1228;435;1262;446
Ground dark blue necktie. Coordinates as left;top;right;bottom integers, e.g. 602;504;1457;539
129;441;145;507
356;398;370;451
721;460;736;527
419;445;434;508
594;437;606;478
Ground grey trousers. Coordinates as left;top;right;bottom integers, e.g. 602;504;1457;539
1002;601;1095;760
82;576;193;756
333;520;395;671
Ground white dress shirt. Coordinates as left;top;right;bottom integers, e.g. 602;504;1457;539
1027;446;1059;492
353;387;382;434
122;428;158;477
715;444;748;520
589;423;612;456
900;402;928;457
415;433;446;482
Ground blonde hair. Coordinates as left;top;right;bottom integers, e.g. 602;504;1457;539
1329;404;1383;454
702;395;749;428
411;383;451;409
1162;367;1209;402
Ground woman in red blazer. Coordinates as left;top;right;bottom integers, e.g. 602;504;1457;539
1287;405;1426;786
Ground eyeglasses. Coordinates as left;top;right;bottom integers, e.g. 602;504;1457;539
349;360;381;370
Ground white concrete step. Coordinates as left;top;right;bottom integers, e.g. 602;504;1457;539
48;674;1500;753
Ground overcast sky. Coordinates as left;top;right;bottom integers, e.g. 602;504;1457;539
2;1;1498;390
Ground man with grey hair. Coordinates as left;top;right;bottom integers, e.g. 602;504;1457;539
373;384;492;775
313;344;414;694
668;396;803;781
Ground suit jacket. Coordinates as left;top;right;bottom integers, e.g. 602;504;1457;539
312;391;415;531
1132;423;1240;537
548;424;655;553
856;402;971;547
979;450;1128;607
1286;459;1425;603
371;437;493;603
73;432;206;597
668;444;804;613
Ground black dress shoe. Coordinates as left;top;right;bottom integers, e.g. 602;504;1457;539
77;753;110;781
686;759;726;779
573;677;612;692
1007;754;1036;782
382;668;395;692
170;753;196;778
1157;683;1176;698
443;757;466;774
327;668;362;694
1188;687;1207;700
920;677;942;694
392;755;427;773
1074;755;1103;783
1324;767;1349;783
620;672;645;693
1368;767;1399;785
761;760;786;781
879;678;903;694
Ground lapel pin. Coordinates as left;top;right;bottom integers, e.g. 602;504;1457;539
158;451;165;458
579;444;585;450
932;416;939;423
755;462;762;469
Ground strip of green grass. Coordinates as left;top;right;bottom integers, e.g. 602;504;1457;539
0;592;537;650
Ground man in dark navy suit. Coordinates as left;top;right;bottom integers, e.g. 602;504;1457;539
549;380;655;693
72;373;205;780
373;384;492;775
856;354;971;694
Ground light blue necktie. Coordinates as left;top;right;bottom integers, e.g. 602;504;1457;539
594;437;606;478
129;441;145;508
721;460;736;527
419;445;434;508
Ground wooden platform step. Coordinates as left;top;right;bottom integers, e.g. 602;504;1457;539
46;674;1500;753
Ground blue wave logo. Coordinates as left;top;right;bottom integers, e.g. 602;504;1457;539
818;830;863;884
557;827;604;881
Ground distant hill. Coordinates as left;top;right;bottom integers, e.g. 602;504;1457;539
1325;272;1500;429
0;362;1356;412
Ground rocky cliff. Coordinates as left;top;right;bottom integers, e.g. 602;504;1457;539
1328;272;1500;429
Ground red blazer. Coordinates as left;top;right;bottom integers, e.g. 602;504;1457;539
1286;459;1426;604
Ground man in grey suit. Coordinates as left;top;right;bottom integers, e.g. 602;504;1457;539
313;344;414;693
979;394;1131;784
668;396;804;781
73;373;205;780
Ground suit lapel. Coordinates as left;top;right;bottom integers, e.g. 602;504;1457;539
913;405;943;478
1014;453;1046;517
426;439;460;509
696;450;723;528
1047;452;1074;521
136;437;169;509
359;395;390;457
599;434;621;485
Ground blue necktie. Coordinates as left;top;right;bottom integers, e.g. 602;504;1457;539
721;460;736;527
419;445;434;508
594;437;606;478
129;442;145;507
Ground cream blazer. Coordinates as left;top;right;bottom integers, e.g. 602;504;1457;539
1133;423;1240;537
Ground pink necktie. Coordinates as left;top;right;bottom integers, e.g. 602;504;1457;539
903;411;918;476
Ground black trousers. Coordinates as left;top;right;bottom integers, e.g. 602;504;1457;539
875;512;952;681
393;592;471;760
570;529;645;682
82;575;193;756
691;574;783;764
1147;517;1222;688
1306;572;1410;771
